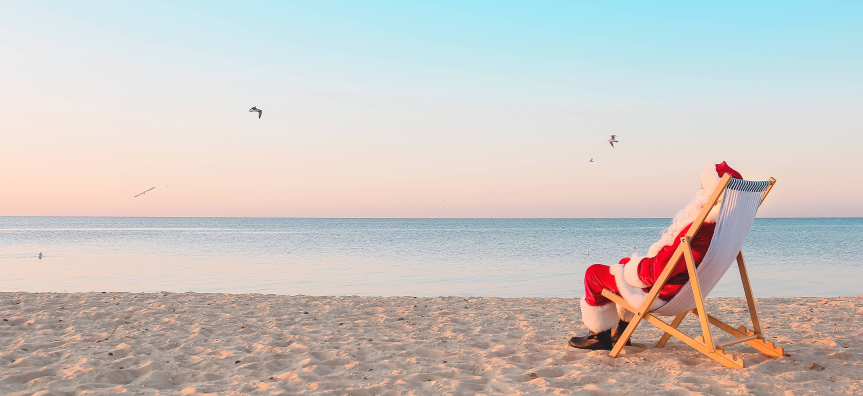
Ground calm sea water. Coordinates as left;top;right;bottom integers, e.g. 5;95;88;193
0;217;860;298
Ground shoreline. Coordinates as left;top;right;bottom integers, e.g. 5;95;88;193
1;293;860;395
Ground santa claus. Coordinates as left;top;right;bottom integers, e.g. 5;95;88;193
569;161;742;350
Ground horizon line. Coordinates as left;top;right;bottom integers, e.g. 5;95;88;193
1;216;861;220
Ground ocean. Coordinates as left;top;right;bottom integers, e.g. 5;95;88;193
1;217;860;298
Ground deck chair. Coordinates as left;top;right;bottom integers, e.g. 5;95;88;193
600;173;784;368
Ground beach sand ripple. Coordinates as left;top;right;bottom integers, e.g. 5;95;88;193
1;293;860;395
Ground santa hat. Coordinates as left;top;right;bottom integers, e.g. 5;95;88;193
699;161;743;194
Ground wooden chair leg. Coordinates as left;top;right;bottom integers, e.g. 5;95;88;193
656;312;687;348
602;289;746;368
690;311;785;358
737;252;762;335
644;311;744;368
610;316;641;357
682;238;715;352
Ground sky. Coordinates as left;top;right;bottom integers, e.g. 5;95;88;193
1;1;861;218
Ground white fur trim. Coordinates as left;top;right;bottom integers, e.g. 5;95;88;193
645;164;722;258
646;237;669;258
623;254;650;288
579;296;619;332
609;264;666;313
700;164;722;195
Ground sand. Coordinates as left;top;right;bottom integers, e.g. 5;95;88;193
0;293;860;395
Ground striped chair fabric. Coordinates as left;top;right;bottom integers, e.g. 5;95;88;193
652;179;771;316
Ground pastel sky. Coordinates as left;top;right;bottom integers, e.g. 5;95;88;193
2;1;861;217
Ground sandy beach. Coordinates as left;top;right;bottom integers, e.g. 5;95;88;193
1;293;860;395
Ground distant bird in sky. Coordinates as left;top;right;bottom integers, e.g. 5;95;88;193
249;106;262;119
134;187;155;198
608;135;618;148
589;158;594;162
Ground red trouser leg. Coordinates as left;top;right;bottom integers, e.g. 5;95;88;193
583;264;621;306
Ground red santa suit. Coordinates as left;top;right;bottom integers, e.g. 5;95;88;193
579;162;742;333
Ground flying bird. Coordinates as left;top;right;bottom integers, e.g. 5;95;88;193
608;135;618;148
249;106;262;119
134;187;155;198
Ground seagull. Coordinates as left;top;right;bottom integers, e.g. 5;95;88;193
608;135;618;148
589;158;594;162
134;187;155;198
249;106;262;119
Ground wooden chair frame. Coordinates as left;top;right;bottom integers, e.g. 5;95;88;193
600;173;784;368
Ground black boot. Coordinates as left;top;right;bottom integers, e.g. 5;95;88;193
611;320;633;347
568;329;613;350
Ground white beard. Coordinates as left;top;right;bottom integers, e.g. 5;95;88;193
646;186;721;258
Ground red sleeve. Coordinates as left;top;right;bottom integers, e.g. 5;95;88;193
637;223;714;287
